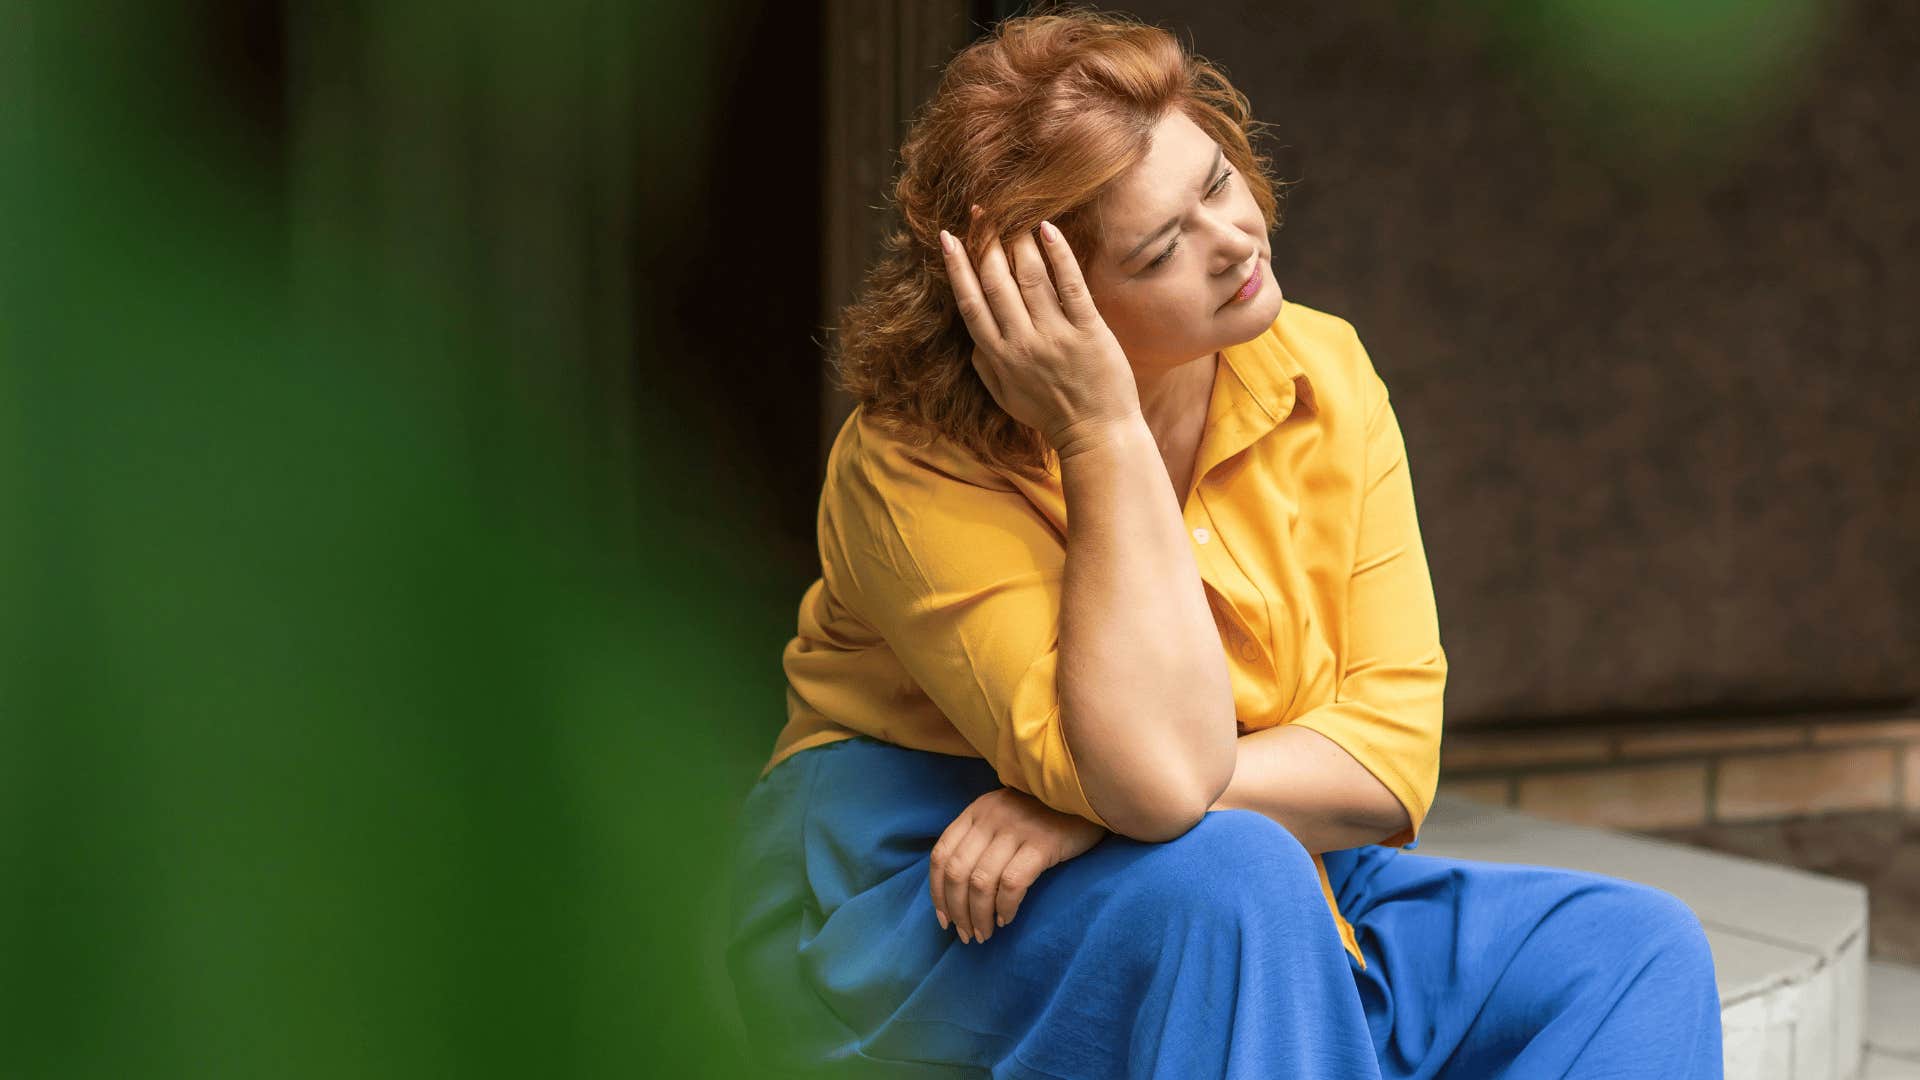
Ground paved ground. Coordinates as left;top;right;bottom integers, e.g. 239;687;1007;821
1650;810;1920;964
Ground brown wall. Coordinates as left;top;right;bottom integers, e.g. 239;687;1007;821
1112;1;1920;727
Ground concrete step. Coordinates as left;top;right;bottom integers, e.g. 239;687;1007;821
1863;1049;1920;1079
1420;793;1870;1080
1865;959;1920;1077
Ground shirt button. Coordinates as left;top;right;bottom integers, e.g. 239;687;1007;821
1238;640;1261;662
1192;527;1211;544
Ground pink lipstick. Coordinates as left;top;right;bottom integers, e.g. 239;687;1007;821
1231;259;1262;303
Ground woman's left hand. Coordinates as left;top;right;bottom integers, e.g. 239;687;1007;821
930;786;1107;945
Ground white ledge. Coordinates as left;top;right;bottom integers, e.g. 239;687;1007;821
1416;793;1871;1080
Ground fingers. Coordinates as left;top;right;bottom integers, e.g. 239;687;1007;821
939;227;1003;359
994;845;1051;930
965;832;1024;944
942;208;1093;359
1005;227;1062;328
939;205;1034;345
929;813;974;933
1036;219;1099;327
940;824;994;943
929;788;1072;946
971;225;1036;343
930;833;1049;945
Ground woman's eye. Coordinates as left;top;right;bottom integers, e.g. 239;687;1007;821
1145;170;1234;270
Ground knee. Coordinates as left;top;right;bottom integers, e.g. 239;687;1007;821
1619;881;1705;937
1118;809;1325;918
1597;879;1715;967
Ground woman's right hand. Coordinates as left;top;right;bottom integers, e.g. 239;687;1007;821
939;207;1143;459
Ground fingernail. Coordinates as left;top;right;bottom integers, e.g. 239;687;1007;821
938;230;953;253
937;911;948;930
996;914;1005;927
1040;221;1059;244
958;928;970;944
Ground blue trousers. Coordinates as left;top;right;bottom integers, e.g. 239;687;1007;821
725;736;1724;1078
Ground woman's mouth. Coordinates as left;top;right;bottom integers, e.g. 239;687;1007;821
1228;259;1262;305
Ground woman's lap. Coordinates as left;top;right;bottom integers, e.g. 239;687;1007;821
728;737;1722;1079
728;736;1378;1078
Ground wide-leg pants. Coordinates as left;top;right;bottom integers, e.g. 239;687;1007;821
724;736;1724;1078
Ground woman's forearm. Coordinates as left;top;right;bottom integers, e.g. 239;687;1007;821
1054;414;1237;842
1209;723;1408;855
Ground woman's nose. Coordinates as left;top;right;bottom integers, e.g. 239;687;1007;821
1205;217;1258;275
1214;239;1257;277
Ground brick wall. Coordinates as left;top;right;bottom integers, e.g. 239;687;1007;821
1436;713;1920;831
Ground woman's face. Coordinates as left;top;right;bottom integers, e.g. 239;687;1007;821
1081;108;1283;379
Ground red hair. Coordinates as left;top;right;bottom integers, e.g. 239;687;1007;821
829;5;1289;478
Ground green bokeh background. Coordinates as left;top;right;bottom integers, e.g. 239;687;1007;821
3;1;773;1074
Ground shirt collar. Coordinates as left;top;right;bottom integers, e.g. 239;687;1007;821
1177;305;1318;489
1219;304;1317;425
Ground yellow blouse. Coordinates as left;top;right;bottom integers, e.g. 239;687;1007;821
764;299;1447;969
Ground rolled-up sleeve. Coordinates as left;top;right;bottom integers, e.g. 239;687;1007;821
828;440;1110;829
1285;341;1447;850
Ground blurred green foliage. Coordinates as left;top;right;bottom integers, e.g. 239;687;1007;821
1450;0;1832;174
3;1;776;1075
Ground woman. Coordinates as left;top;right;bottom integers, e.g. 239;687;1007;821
727;9;1723;1077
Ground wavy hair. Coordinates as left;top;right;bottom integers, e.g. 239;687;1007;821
828;5;1289;479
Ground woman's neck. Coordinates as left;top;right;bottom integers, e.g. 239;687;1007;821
1134;350;1219;504
1135;350;1218;447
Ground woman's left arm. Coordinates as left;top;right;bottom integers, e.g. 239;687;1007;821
1219;334;1447;853
1207;725;1410;855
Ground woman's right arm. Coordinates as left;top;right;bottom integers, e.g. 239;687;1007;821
942;214;1236;841
1052;415;1236;841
